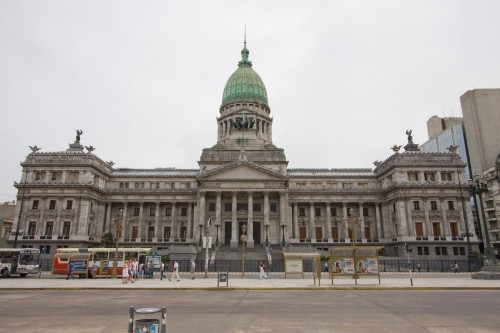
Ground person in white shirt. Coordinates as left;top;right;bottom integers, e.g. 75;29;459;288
169;261;180;281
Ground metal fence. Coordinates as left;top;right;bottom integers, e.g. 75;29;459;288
39;257;483;274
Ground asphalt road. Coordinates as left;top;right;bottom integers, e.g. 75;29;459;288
1;290;499;332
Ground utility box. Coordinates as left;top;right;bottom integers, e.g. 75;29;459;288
128;307;166;333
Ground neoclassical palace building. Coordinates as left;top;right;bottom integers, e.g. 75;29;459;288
9;41;479;259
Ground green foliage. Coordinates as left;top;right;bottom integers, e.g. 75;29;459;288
320;256;330;262
377;248;387;256
101;232;114;248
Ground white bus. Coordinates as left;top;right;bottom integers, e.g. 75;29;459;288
0;248;41;277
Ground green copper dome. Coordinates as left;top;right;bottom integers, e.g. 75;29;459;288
221;42;268;107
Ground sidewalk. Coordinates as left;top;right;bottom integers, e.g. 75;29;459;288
1;272;500;290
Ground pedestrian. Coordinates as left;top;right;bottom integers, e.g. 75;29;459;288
259;261;268;280
454;263;459;273
169;260;180;282
67;261;75;280
190;259;196;279
122;260;129;284
160;262;165;280
91;261;98;279
139;262;144;279
417;263;421;273
324;261;328;273
148;261;154;279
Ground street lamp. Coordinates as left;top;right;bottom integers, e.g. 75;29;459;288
111;207;124;279
198;223;203;247
281;221;286;249
241;224;247;278
204;216;211;278
468;175;493;259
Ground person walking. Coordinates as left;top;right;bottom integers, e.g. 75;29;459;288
190;260;196;280
160;262;165;280
417;263;421;273
169;260;180;281
324;261;328;273
259;261;268;280
66;261;75;280
122;260;130;284
454;263;459;273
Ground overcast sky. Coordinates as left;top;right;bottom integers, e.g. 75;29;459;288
1;0;499;202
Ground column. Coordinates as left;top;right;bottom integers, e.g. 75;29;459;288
230;191;238;248
154;202;160;241
423;198;431;237
56;197;65;236
440;199;450;238
293;202;299;240
375;203;382;241
121;202;128;242
172;202;177;239
264;191;270;242
309;202;316;242
342;203;349;242
279;191;286;244
138;202;144;240
216;192;222;244
247;192;254;248
37;197;47;236
187;202;193;240
458;198;467;236
406;199;415;239
326;203;333;242
359;202;366;241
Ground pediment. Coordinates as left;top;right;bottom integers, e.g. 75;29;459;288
199;162;286;181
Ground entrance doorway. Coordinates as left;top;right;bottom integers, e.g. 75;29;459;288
224;221;232;245
299;227;306;241
253;222;261;245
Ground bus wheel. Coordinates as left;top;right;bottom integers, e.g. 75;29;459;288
1;269;9;278
20;273;27;277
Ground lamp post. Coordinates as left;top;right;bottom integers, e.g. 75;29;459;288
405;242;413;286
215;219;220;248
265;223;269;248
241;224;247;278
468;175;493;259
111;207;124;279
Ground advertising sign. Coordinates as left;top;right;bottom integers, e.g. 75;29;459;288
332;259;355;274
100;260;109;276
356;258;378;274
145;256;162;269
71;260;88;274
285;259;303;273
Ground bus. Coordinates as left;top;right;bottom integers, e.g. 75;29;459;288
52;247;152;277
0;248;41;277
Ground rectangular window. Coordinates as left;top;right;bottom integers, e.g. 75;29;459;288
209;203;216;212
119;183;124;188
417;247;423;255
459;247;465;255
35;171;41;180
224;203;232;212
62;222;71;236
435;247;441;255
66;200;73;210
28;222;36;236
358;182;368;189
413;201;420;210
450;222;458;238
270;203;277;212
299;207;306;217
134;183;140;189
237;203;248;211
165;207;171;216
253;203;261;212
155;182;160;189
424;172;436;182
433;223;441;237
134;207;140;216
149;207;155;216
415;223;424;237
441;172;452;181
363;207;369;217
327;182;337;189
315;207;321;217
331;208;337;216
342;182;352;189
49;200;56;210
408;172;419;181
125;183;129;188
32;200;39;210
424;247;429;255
430;201;438;210
447;201;455;210
51;172;58;181
453;247;459;255
441;247;448;255
45;222;53;235
181;207;187;216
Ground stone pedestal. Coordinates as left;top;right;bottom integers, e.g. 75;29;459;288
471;259;500;280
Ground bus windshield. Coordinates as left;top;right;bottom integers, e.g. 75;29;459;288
20;254;39;266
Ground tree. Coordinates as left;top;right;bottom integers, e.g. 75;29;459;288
101;232;114;248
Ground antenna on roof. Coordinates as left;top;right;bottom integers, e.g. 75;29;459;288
244;22;247;47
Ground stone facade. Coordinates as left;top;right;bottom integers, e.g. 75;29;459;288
8;42;480;259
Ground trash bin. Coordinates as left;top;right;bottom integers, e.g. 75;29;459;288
135;318;159;333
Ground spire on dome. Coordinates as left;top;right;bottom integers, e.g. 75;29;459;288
239;28;252;67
